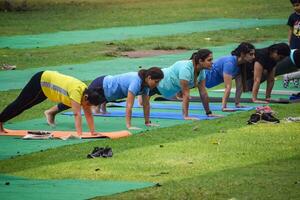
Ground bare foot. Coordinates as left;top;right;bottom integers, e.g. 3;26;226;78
44;110;56;127
0;122;7;134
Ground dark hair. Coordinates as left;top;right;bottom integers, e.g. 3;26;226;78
231;42;255;56
84;88;106;106
268;43;290;57
138;67;164;80
290;0;300;4
190;49;212;64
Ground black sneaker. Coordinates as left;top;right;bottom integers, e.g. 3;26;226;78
247;113;261;125
261;113;280;124
102;147;113;158
87;147;104;158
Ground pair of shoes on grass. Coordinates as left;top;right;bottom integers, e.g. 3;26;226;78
248;106;280;125
87;146;113;158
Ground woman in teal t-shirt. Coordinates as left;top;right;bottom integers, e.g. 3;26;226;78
148;49;217;120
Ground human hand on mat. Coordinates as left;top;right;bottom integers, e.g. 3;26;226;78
208;113;223;118
183;116;199;120
252;99;268;104
91;132;102;136
235;104;246;108
128;126;142;130
222;108;236;112
145;122;160;127
265;98;271;103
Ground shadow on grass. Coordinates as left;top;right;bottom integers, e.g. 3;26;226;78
95;154;300;200
0;103;299;176
0;111;251;174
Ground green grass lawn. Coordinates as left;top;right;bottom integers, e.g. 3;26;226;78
0;0;299;199
0;104;299;199
0;0;291;36
0;25;287;69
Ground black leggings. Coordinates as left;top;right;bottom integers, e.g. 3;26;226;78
0;71;47;123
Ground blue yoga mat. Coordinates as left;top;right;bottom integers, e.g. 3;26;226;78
63;110;217;120
109;101;255;111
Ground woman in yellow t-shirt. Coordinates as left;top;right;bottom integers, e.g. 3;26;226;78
0;71;106;137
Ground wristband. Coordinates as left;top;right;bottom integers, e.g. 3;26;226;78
206;110;212;115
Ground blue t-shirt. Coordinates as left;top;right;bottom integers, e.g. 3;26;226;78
103;72;149;101
287;12;300;49
205;55;239;88
157;60;206;98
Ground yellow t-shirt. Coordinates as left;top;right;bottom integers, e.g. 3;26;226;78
41;71;87;107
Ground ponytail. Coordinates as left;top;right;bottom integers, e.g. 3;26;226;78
190;49;212;87
138;67;164;88
231;42;255;56
190;49;212;64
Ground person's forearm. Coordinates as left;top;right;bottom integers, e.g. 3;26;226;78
83;107;95;134
235;87;242;105
252;80;260;101
222;87;231;109
182;95;190;117
74;112;82;135
266;80;274;99
125;107;132;128
143;101;150;124
199;91;210;113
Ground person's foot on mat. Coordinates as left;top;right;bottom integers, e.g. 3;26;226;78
44;110;56;127
0;122;8;134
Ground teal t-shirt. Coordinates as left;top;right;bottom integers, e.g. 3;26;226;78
157;60;206;98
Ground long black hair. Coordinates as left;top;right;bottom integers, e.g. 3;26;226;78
231;42;255;56
231;42;255;92
138;67;164;88
190;49;212;64
190;49;212;87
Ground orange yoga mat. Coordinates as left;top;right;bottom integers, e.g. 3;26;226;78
1;129;131;139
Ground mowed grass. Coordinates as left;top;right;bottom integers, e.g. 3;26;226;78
0;25;287;70
0;0;299;199
0;104;299;199
0;0;291;36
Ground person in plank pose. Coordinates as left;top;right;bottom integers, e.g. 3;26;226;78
245;43;290;103
45;67;164;130
0;71;105;137
144;49;217;119
204;42;255;111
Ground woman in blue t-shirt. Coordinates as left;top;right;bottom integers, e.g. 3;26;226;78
45;67;164;130
205;42;255;111
148;49;217;120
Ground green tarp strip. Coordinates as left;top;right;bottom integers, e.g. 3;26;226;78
0;40;284;91
0;174;155;200
0;18;285;49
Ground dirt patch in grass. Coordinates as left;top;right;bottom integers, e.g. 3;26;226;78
121;49;187;58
